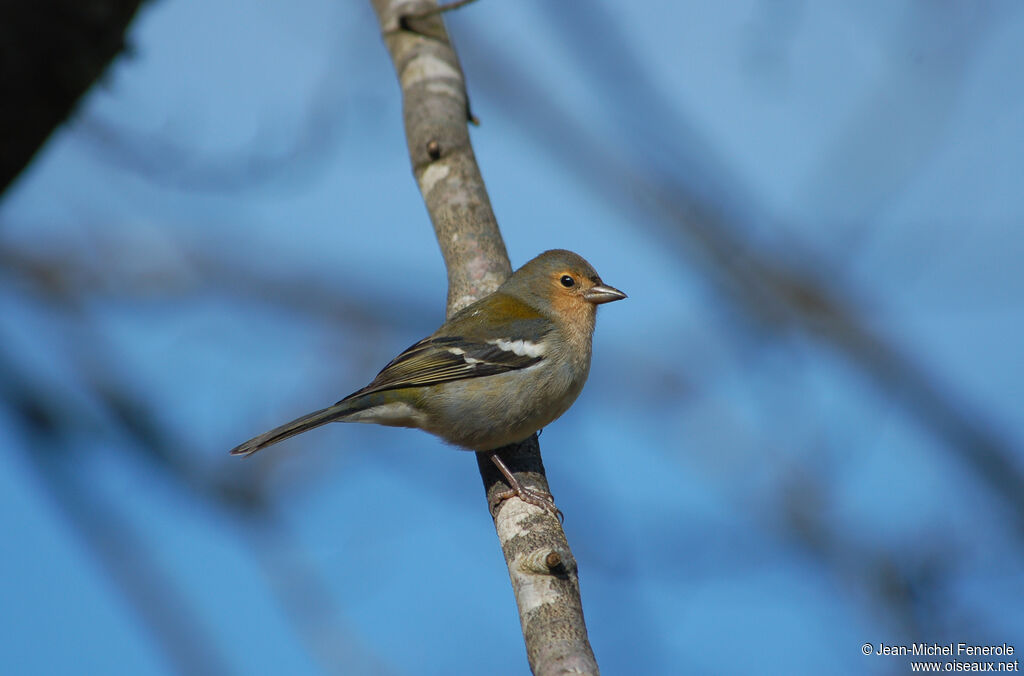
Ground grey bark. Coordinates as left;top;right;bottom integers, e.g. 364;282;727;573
368;2;599;674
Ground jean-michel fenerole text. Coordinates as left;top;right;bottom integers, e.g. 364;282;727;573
874;643;1014;657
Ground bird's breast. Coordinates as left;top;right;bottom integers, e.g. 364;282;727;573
417;353;588;451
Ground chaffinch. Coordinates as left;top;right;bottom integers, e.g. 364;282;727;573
230;249;625;513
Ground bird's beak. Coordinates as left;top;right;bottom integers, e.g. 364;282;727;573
583;283;627;304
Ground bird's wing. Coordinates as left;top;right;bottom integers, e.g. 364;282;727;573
339;328;550;402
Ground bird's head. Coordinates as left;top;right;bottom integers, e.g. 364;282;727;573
503;249;626;326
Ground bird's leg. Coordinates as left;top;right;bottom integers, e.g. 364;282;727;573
487;451;563;522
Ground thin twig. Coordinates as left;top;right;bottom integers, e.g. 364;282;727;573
403;0;479;22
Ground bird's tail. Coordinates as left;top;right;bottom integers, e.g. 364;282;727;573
229;403;353;457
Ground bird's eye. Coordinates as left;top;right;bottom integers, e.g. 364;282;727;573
560;275;575;288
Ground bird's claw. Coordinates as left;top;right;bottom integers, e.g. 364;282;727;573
489;484;563;523
487;450;564;522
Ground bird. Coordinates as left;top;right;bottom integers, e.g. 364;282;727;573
229;249;626;515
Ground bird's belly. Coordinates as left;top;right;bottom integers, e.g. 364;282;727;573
420;361;583;451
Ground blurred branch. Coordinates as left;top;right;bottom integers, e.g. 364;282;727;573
461;2;1024;531
75;45;349;194
0;354;231;676
0;239;432;331
0;0;146;196
799;2;994;235
370;1;599;673
0;297;395;673
775;462;960;641
76;110;341;193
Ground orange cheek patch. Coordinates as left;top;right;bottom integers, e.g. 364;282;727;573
550;292;577;314
550;289;596;343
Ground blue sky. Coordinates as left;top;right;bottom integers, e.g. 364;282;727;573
1;1;1022;674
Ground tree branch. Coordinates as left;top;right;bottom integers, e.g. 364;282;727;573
0;0;146;195
368;1;599;673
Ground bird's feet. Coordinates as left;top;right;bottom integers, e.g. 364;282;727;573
487;452;563;522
